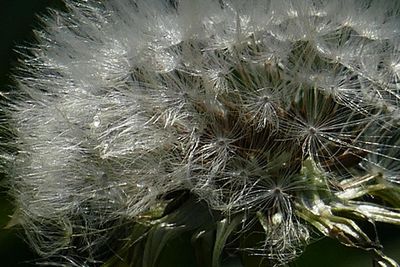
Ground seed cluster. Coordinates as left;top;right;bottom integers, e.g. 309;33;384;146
2;1;400;266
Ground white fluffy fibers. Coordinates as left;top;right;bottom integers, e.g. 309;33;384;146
2;0;400;266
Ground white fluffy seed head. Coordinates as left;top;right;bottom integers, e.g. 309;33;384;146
2;0;400;266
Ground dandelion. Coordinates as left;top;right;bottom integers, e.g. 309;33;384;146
2;0;400;266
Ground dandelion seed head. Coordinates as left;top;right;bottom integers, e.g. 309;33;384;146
2;0;400;266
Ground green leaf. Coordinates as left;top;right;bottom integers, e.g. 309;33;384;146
212;215;243;267
143;196;215;267
102;223;148;267
191;227;215;267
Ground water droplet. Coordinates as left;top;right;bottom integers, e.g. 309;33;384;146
93;115;101;127
271;212;283;225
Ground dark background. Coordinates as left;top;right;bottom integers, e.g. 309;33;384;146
0;2;66;266
0;1;399;266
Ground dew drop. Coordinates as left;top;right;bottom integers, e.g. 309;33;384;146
271;212;283;225
93;115;101;128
